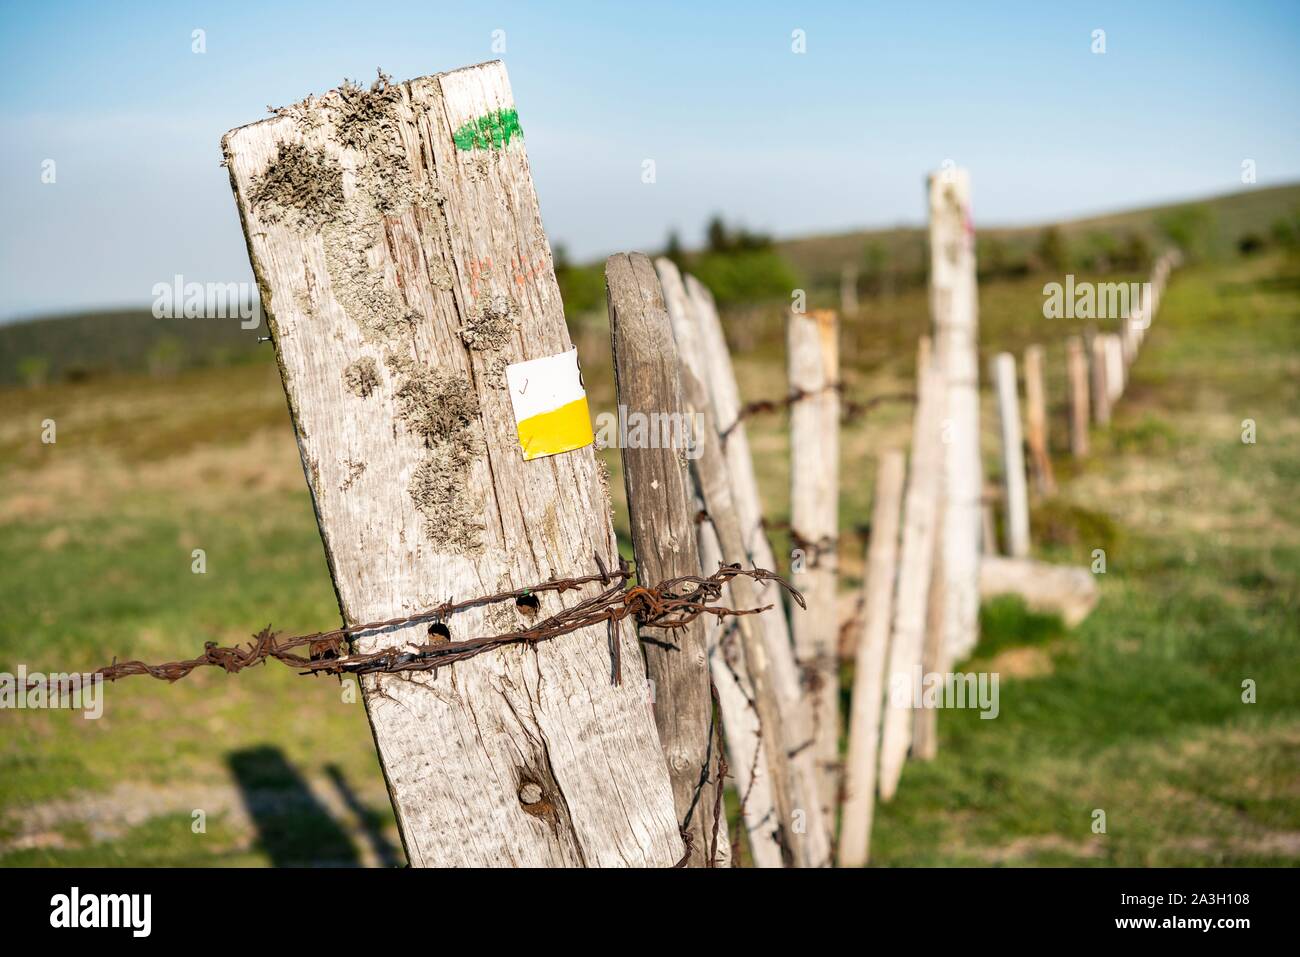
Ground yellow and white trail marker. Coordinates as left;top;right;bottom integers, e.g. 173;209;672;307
505;348;594;461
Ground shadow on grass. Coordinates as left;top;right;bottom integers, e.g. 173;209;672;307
227;746;359;867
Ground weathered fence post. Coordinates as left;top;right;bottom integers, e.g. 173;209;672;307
927;167;983;664
656;260;782;867
1067;335;1090;458
982;503;999;555
695;512;783;868
654;257;816;866
993;352;1030;558
1106;334;1125;404
787;307;841;821
679;271;832;863
838;450;905;868
221;62;682;866
606;252;728;866
878;354;945;800
1091;334;1112;425
841;263;860;319
1023;344;1056;495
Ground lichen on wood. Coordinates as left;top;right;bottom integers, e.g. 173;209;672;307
249;142;345;232
343;356;380;398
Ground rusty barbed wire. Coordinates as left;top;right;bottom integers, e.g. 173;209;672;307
89;560;805;688
720;384;915;440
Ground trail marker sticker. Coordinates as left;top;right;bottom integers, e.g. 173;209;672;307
505;348;593;460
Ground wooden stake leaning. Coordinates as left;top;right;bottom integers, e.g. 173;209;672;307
606;252;728;866
222;62;681;866
878;353;945;801
838;450;906;868
787;308;842;823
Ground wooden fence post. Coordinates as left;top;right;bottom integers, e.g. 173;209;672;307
878;355;945;800
654;257;815;866
657;259;781;866
1067;336;1090;458
838;450;905;868
982;503;998;555
696;511;783;868
993;352;1030;558
1091;334;1111;425
841;263;860;319
221;62;682;866
1106;334;1125;404
1023;344;1056;495
787;308;841;821
927;167;983;664
678;270;832;863
606;252;728;866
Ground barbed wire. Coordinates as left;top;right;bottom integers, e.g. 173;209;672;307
89;560;804;688
720;384;915;440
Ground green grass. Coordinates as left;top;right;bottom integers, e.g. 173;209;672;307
0;243;1296;866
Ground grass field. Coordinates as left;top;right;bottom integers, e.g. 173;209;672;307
0;248;1296;866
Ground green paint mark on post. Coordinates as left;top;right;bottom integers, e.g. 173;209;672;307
453;108;523;152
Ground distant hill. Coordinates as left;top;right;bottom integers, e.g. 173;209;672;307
4;183;1297;389
775;182;1300;290
0;308;264;388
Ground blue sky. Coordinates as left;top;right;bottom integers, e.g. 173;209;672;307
1;0;1298;321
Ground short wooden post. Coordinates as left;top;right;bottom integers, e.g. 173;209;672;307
927;167;983;665
1091;334;1111;425
1023;344;1056;496
838;450;905;868
678;269;832;864
841;263;860;318
1106;334;1125;403
221;62;681;866
655;257;821;866
878;356;945;801
993;352;1030;558
787;308;841;822
606;252;728;866
1066;336;1090;458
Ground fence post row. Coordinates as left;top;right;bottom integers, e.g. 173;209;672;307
605;252;729;866
222;61;681;866
787;307;842;824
